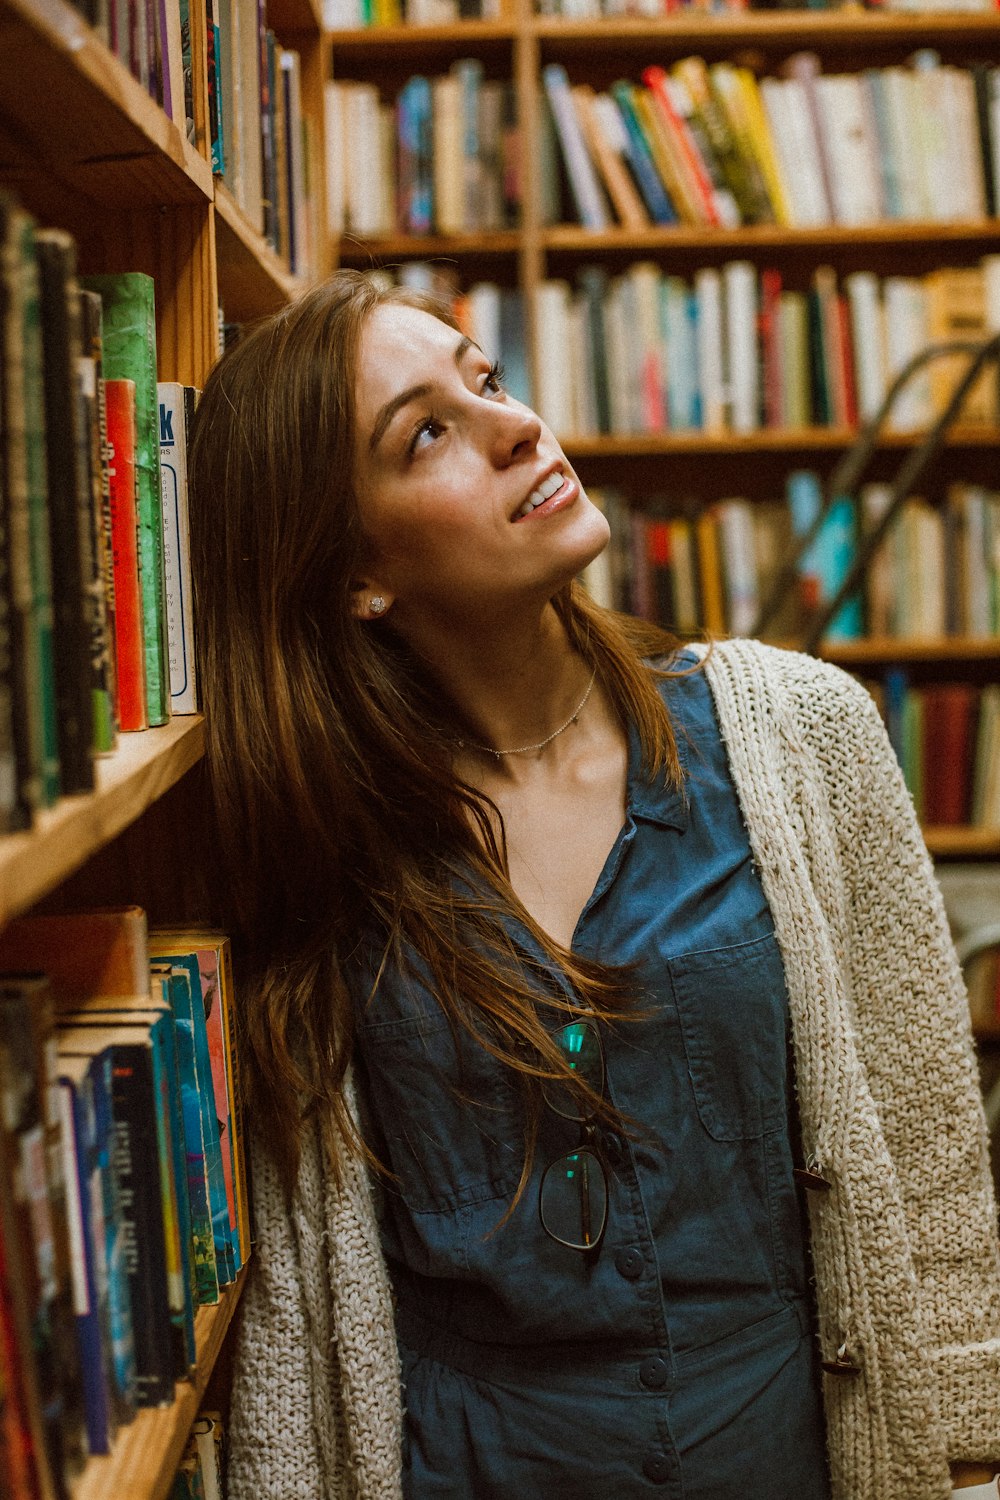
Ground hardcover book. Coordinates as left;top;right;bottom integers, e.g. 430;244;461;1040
81;273;169;727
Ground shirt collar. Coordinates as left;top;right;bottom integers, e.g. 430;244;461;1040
625;693;691;833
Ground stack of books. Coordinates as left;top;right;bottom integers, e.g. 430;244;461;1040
324;0;503;26
534;256;1000;439
541;52;1000;231
0;200;200;835
0;907;249;1498
326;64;521;238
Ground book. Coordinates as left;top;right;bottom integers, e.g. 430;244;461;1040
35;230;95;795
0;973;88;1492
608;82;677;225
543;65;610;230
77;290;118;756
158;383;199;714
104;379;147;731
81;274;169;727
56;1024;174;1406
0;906;151;1000
153;963;219;1306
151;930;250;1269
61;1002;197;1378
147;938;236;1285
572;85;649;232
1;199;60;809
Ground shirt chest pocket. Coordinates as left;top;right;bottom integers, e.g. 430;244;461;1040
357;1010;526;1215
667;929;790;1142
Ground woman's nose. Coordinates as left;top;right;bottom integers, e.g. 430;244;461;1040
490;400;543;465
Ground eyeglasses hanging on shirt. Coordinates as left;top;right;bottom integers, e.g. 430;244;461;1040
539;1020;609;1255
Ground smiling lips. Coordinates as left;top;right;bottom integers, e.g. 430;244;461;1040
515;468;573;520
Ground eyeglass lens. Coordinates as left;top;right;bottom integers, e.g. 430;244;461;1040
541;1020;605;1122
540;1146;608;1251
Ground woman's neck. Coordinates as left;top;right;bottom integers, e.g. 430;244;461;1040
417;604;592;766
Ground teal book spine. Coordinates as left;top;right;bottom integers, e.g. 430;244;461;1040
165;967;220;1305
81;274;170;725
162;955;235;1285
818;495;864;642
153;1011;198;1364
148;1012;197;1371
88;1048;139;1423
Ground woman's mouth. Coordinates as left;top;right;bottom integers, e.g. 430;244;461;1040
514;471;577;521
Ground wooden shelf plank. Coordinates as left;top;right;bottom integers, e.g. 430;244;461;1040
269;0;322;32
71;1268;248;1500
336;229;522;260
0;0;212;205
329;18;516;46
821;636;1000;665
561;426;1000;456
925;826;1000;858
0;717;205;927
533;10;1000;48
215;183;305;322
543;220;1000;254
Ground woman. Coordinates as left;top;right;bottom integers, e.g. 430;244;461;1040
188;271;1000;1499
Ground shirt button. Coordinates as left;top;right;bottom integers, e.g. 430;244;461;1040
639;1356;668;1390
642;1453;672;1484
615;1247;643;1280
600;1130;626;1166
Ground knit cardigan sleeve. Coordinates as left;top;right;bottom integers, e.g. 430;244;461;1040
782;647;1000;1461
227;1126;340;1500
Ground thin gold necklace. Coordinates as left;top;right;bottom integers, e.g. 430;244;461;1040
454;668;597;759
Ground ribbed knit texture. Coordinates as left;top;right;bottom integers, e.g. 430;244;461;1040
228;640;1000;1500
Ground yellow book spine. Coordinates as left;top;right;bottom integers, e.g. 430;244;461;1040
734;68;793;228
696;507;727;635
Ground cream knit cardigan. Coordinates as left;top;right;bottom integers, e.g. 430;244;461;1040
228;639;1000;1500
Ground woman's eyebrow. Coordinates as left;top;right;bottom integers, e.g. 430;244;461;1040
368;335;479;454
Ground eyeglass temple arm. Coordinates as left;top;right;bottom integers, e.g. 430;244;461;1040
750;331;1000;654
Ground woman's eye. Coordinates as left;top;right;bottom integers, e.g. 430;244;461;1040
408;416;443;456
483;360;506;396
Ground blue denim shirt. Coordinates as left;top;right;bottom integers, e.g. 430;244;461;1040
351;661;831;1498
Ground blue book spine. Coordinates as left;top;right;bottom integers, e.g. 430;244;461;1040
156;1013;198;1358
787;468;823;612
883;667;909;771
59;1064;114;1455
149;1013;197;1371
90;1050;137;1424
165;967;221;1303
398;77;433;235
160;954;236;1284
818;495;864;641
608;83;677;226
864;71;901;221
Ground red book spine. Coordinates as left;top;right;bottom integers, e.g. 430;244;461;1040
836;293;859;429
104;380;147;732
922;684;976;826
759;267;784;429
641;66;721;227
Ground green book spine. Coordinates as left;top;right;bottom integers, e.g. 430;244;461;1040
81;274;170;726
20;215;61;804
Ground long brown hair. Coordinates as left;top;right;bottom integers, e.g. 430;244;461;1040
189;270;691;1202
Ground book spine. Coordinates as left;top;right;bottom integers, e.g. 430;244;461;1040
77;290;118;756
35;231;95;795
608;82;677;225
164;967;220;1303
104;380;147;732
108;1042;174;1405
157;383;199;714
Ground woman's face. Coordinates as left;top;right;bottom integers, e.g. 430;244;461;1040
351;303;610;632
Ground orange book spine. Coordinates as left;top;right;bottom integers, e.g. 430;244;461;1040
104;380;147;732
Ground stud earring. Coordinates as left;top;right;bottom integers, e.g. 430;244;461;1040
369;596;387;616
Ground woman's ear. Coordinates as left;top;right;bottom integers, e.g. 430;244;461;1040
349;581;394;620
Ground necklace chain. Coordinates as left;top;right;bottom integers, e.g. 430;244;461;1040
456;669;597;759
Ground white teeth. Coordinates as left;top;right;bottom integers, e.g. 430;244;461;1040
518;470;564;517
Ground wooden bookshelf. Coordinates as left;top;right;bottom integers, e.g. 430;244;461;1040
0;0;212;206
338;229;522;259
215;182;306;323
822;637;1000;667
70;1268;249;1500
542;221;1000;255
0;719;207;927
925;827;1000;859
560;426;1000;457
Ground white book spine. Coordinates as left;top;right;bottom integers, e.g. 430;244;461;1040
568;294;596;437
718;498;760;636
767;78;829;228
883;277;932;430
816;75;883;227
881;70;924;219
323;0;362;26
467;282;501;365
845;272;887;423
534;281;574;437
542;64;610;231
723;260;759;434
157;383;199;715
602;281;631;435
324;83;345;235
695;267;725;433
